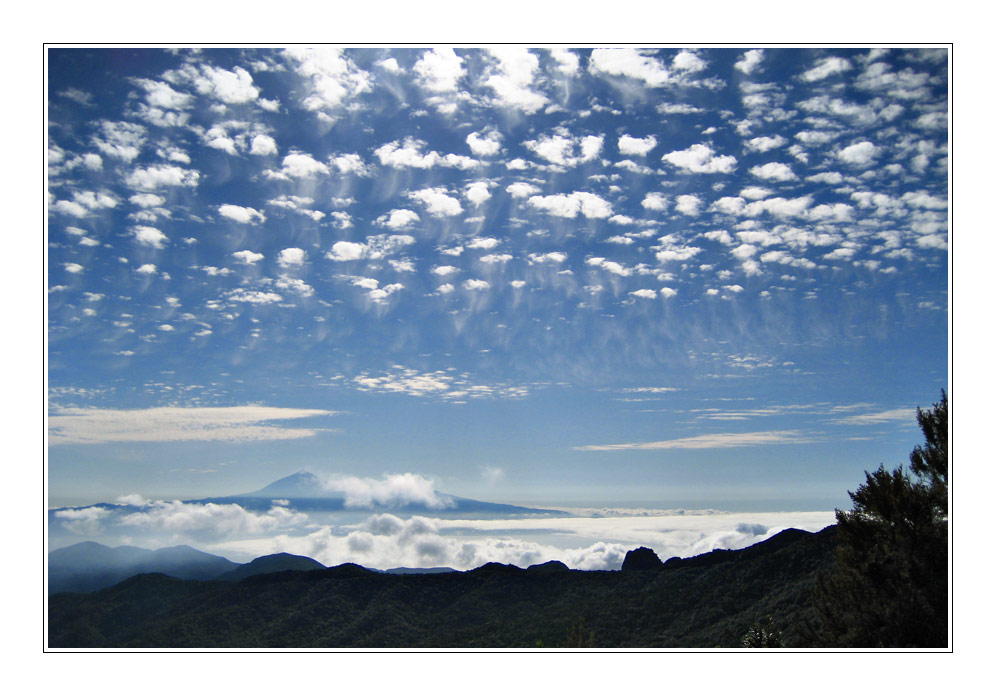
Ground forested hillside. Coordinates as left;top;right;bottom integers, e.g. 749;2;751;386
48;526;835;648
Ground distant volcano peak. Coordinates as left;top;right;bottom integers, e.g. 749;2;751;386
241;470;330;499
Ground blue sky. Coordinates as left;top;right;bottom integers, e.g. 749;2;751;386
47;47;948;514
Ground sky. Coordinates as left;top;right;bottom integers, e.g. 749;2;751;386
46;46;949;561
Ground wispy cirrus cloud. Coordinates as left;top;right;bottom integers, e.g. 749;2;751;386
574;430;817;451
832;408;916;425
48;406;339;445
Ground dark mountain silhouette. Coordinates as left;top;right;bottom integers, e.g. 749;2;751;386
48;526;837;648
621;546;665;572
48;541;240;594
381;566;457;574
218;553;326;581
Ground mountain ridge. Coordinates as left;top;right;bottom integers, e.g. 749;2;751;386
48;526;838;648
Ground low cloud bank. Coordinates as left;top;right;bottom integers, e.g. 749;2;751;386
205;510;835;570
52;499;834;571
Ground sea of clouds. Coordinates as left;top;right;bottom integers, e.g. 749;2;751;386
51;495;835;571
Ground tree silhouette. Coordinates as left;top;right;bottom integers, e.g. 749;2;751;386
809;391;948;647
741;616;783;648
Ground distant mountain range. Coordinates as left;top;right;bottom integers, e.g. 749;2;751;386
48;526;838;648
48;540;468;594
48;541;241;594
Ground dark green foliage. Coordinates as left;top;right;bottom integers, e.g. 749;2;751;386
809;391;948;648
565;616;595;648
910;390;948;514
48;527;837;648
741;616;782;648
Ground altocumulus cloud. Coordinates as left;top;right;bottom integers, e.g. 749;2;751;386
48;405;339;445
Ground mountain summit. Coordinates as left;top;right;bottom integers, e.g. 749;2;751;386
238;470;330;499
198;471;565;516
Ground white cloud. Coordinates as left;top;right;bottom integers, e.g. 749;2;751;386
54;506;112;535
524;132;604;167
377;209;421;229
275;276;314;297
587;257;634;277
121;499;307;537
125;164;200;190
549;48;580;75
326;234;416;262
219;204;266;224
92;120;146;162
464;279;491;291
129;193;165;208
485;48;547;113
195;64;260;103
527;251;567;264
328;241;366;261
704;230;734;245
731;243;758;260
227;289;283;304
331;153;371;176
642;193;668;211
375;138;478;170
267;152;329;179
414;48;465;92
630;289;657;299
277;248;307;267
838;141;879;167
749;162;796;181
465;181;492;206
743;196;813;218
662;144;736;173
833;408;916;425
672;50;707;73
745;135;787;153
618;134;658;156
466;130;502;156
132;225;168;248
408;187;464;217
352;367;528;401
589;48;671;87
249;134;278;156
480;253;513;264
527;192;612;219
232;250;264;265
576;430;816;451
316;473;454;510
49;406;337;445
655;240;703;263
63;262;84;274
506;182;540;199
283;47;371;114
735;49;765;75
801;56;852;82
675;194;702;216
